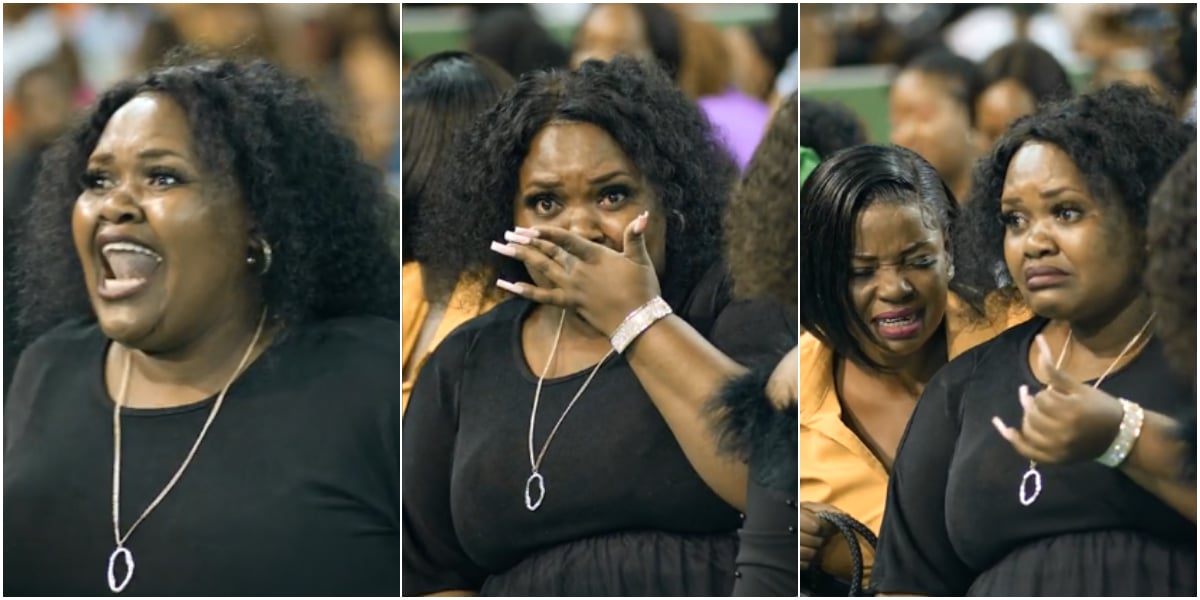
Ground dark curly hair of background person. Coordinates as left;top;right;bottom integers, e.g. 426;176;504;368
954;83;1196;308
1147;143;1196;382
13;52;401;347
725;92;797;308
798;96;868;161
416;56;739;304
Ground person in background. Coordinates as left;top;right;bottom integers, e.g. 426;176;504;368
872;84;1195;597
4;62;78;394
711;91;799;596
401;51;515;412
1146;143;1197;479
468;5;570;80
798;96;869;161
976;40;1074;150
571;4;770;170
889;47;985;203
5;54;400;595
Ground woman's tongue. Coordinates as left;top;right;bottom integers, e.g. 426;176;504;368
107;252;159;282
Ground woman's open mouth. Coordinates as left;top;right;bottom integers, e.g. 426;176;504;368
873;308;924;340
98;241;163;301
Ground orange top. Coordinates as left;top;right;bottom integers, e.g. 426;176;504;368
800;294;1030;583
402;262;503;414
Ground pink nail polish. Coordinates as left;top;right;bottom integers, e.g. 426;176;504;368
490;241;516;257
513;226;540;238
504;231;532;244
496;279;522;294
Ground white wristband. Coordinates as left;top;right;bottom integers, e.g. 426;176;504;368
1095;398;1145;468
609;297;672;353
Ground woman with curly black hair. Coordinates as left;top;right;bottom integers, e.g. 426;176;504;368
797;143;1026;595
403;57;794;596
872;84;1196;596
711;91;799;596
4;56;400;595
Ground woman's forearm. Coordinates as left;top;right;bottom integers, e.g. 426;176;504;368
1120;409;1196;521
624;315;750;509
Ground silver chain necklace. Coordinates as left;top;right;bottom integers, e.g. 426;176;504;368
1018;313;1156;506
525;309;613;511
108;309;267;593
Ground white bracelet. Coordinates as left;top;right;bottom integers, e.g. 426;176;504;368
1095;398;1145;468
609;297;673;353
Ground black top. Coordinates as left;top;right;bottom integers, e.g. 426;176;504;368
873;317;1197;596
4;316;400;596
711;352;798;596
402;263;796;596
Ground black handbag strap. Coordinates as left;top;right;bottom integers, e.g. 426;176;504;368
815;511;878;596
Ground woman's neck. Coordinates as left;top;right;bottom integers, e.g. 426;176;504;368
846;328;949;396
116;306;270;406
1063;294;1156;359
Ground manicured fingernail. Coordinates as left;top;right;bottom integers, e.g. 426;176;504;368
991;416;1011;438
1019;385;1033;410
496;279;522;294
490;241;516;257
633;211;649;234
504;231;532;244
513;226;540;238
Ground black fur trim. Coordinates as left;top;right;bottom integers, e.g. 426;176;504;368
707;363;798;493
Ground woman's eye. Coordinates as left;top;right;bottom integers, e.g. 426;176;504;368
81;172;113;191
527;194;559;216
1056;207;1083;222
852;268;874;279
910;256;937;268
1000;212;1026;230
599;186;630;206
148;169;183;187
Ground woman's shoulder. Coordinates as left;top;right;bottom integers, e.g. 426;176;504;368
798;332;835;420
945;291;1035;359
23;317;104;359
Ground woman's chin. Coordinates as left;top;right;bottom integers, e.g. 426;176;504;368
95;310;159;348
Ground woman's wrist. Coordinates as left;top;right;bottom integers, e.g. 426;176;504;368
609;296;673;353
1095;398;1145;468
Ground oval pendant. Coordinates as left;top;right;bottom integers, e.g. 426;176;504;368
1019;466;1042;506
525;472;545;511
108;546;135;593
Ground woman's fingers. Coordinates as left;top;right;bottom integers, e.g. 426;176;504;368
495;279;570;307
490;240;568;284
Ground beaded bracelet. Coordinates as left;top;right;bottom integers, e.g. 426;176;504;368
1094;398;1145;468
610;297;673;353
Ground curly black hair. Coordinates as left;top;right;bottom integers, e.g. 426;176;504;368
1147;143;1196;381
13;52;400;346
726;92;797;309
981;40;1073;104
799;96;868;160
416;56;738;305
801;143;974;371
955;83;1196;308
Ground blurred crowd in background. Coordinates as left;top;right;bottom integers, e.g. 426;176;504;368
402;3;798;166
3;3;402;200
798;3;1196;192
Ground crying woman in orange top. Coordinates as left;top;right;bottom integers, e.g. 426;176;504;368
798;144;1028;588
